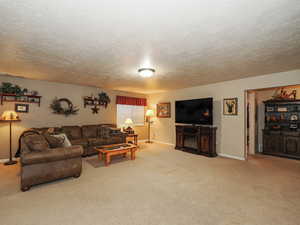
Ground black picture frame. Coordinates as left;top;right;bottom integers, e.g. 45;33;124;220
15;104;29;113
223;98;238;115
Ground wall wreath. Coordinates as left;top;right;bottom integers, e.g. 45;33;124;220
50;98;79;116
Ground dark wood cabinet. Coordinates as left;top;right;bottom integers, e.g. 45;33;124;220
263;99;300;160
263;130;300;159
175;125;217;157
263;130;282;154
283;132;300;156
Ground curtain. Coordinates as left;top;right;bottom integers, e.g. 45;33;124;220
116;96;147;106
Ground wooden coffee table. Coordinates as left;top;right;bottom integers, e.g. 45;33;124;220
95;143;137;167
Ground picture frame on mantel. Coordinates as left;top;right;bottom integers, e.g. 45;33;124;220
157;102;171;118
223;98;238;115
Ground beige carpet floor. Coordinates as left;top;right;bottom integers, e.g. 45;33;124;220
1;143;300;225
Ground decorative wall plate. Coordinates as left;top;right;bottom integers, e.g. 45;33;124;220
290;114;298;121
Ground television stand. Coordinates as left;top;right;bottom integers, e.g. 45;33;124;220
175;125;217;157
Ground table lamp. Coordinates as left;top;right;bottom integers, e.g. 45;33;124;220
124;118;134;134
0;110;21;165
145;109;154;143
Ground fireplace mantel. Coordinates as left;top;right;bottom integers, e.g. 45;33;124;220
175;125;217;157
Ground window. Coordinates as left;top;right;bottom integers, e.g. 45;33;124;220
117;104;145;127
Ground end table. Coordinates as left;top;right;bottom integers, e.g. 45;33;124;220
126;133;138;145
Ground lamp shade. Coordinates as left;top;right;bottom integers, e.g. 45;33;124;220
1;111;20;121
124;118;134;125
145;109;154;117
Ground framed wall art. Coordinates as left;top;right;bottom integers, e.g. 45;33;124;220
15;104;29;113
223;98;238;115
157;102;171;118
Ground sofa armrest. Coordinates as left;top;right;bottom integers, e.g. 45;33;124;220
21;145;83;166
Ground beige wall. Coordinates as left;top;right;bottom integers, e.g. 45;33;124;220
148;69;300;159
0;75;147;159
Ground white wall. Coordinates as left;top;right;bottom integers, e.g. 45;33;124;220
148;70;300;159
0;75;148;159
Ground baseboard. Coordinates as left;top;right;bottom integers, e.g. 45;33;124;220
0;157;18;163
138;139;175;146
152;140;175;146
218;153;245;161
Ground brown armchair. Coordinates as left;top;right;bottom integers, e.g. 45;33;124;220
20;133;83;191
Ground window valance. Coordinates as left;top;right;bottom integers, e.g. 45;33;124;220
116;96;147;106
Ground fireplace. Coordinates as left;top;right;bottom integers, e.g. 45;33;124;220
175;125;217;157
184;135;198;149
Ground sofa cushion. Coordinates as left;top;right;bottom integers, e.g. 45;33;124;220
98;124;117;128
97;126;111;138
88;137;108;147
110;128;122;134
82;125;98;138
70;138;89;148
43;133;65;148
61;126;82;140
23;134;50;152
21;145;83;165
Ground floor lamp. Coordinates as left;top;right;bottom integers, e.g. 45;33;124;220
1;110;21;166
145;109;154;143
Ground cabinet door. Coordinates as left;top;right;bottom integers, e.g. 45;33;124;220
200;135;210;153
263;134;282;154
284;136;300;156
176;134;183;148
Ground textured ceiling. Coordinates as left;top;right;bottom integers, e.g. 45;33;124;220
0;0;300;93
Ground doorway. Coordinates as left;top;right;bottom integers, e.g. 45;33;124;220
245;84;300;159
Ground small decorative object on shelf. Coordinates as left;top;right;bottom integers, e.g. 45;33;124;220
264;99;300;131
0;82;41;106
83;91;111;113
50;98;79;116
0;82;26;95
157;102;171;118
98;92;111;108
223;98;238;115
272;88;297;100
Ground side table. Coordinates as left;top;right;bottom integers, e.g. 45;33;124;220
126;133;138;145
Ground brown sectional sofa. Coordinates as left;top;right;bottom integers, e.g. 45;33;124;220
60;124;126;156
29;124;126;156
19;123;126;191
20;132;83;191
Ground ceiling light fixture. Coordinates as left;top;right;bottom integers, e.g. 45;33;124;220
138;68;155;78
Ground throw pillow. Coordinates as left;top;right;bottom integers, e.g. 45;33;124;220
43;133;65;148
51;133;72;147
24;134;50;152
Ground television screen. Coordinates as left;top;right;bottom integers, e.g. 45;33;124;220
175;98;213;125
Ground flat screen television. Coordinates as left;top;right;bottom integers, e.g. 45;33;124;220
175;98;213;125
